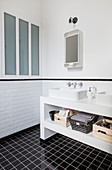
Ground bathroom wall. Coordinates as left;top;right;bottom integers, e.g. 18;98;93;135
0;0;42;138
0;81;42;138
41;0;112;115
41;0;112;78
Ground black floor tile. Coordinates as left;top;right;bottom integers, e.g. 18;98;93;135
75;157;83;163
70;153;77;160
71;160;79;167
0;156;6;163
79;154;86;159
49;155;57;160
76;148;84;152
29;155;37;162
59;154;67;160
0;165;4;170
44;158;52;164
64;151;71;156
54;151;61;157
49;149;56;154
35;152;42;157
1;160;10;167
55;158;63;164
0;125;111;170
86;156;93;162
96;156;105;162
92;160;101;166
78;164;87;170
50;161;58;167
103;159;112;166
86;147;93;152
66;165;75;170
27;163;36;169
89;152;97;158
33;158;41;165
65;157;73;164
100;163;110;169
106;154;112;160
89;164;98;169
16;163;25;169
56;165;65;170
82;160;90;167
4;164;15;170
8;156;17;162
97;168;103;170
63;145;69;150
33;166;41;170
44;167;53;170
38;162;48;169
73;150;81;155
83;150;90;155
92;149;99;155
22;159;32;166
98;152;106;158
60;161;69;168
58;149;65;153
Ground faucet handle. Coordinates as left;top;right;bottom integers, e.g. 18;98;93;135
78;82;83;88
66;82;72;87
71;82;77;88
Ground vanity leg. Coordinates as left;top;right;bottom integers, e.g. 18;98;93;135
40;98;56;140
40;126;56;140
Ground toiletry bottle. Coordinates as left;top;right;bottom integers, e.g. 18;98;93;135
87;86;97;99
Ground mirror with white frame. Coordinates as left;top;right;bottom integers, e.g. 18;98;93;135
64;29;83;68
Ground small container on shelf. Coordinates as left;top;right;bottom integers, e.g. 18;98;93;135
69;112;98;134
93;119;112;143
54;109;75;127
49;110;59;121
54;113;70;127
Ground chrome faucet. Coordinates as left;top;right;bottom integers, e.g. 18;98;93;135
66;82;72;87
78;82;83;88
71;82;77;89
66;82;82;89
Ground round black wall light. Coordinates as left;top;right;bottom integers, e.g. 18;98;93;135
69;17;78;24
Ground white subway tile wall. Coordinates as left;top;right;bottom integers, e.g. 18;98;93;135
0;81;42;138
0;80;112;138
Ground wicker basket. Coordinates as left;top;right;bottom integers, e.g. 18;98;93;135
69;112;98;134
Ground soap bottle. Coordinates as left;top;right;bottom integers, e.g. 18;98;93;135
87;86;97;99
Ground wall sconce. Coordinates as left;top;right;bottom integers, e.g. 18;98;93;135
69;17;78;24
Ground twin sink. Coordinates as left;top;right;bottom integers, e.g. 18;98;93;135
49;88;112;106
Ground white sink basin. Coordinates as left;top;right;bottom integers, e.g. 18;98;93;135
96;93;112;106
49;88;87;100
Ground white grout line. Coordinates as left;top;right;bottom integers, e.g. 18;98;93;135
107;162;112;170
1;152;16;170
8;139;41;170
96;154;108;170
0;127;111;170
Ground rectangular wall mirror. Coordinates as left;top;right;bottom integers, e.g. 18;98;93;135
64;29;83;68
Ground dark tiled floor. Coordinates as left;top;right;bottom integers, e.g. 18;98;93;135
0;126;112;170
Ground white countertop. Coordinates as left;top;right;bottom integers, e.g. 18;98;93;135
40;96;112;117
